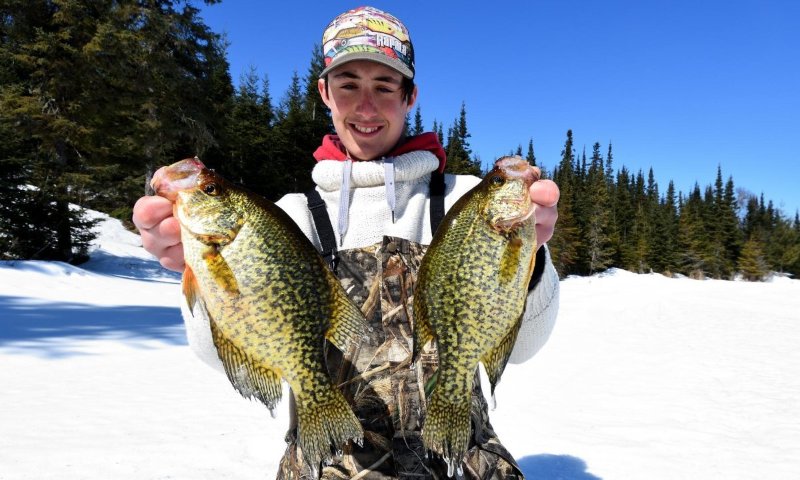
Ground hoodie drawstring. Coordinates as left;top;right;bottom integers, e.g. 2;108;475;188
337;157;399;246
337;158;352;246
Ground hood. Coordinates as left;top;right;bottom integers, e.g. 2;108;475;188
313;132;447;173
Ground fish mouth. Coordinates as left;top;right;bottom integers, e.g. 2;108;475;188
492;201;536;232
150;158;205;201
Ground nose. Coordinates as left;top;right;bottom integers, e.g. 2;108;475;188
354;89;377;116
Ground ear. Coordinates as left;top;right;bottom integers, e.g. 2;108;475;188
406;85;419;113
318;78;333;109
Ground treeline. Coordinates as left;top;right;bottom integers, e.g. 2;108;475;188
545;130;800;280
2;1;798;280
0;0;479;262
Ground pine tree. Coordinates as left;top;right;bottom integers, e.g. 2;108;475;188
642;168;661;272
444;102;480;175
628;170;652;273
526;139;537;166
270;72;311;199
411;105;424;136
657;181;681;273
677;184;708;277
219;67;273;190
721;174;742;276
549;129;580;275
581;142;613;273
0;0;232;259
738;238;769;281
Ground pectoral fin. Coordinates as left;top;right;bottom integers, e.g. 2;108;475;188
481;314;523;396
202;247;239;295
182;265;200;316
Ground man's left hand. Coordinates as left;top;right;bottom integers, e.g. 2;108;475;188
529;167;560;247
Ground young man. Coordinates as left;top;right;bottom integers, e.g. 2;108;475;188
133;6;560;479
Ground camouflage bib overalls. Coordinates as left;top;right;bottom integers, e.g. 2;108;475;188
276;175;524;480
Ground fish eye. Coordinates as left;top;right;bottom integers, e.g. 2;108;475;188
489;175;505;186
203;182;220;196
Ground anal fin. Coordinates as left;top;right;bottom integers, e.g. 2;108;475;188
210;320;282;411
481;314;523;397
325;272;368;353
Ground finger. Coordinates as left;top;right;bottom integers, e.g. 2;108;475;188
155;215;182;246
529;179;560;208
139;216;181;258
132;195;174;231
159;243;186;273
534;204;558;246
534;204;558;228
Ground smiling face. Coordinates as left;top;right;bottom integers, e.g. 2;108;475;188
318;60;417;161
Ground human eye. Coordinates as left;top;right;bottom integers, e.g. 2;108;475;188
376;83;398;94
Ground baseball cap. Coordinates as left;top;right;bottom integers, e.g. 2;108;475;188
320;6;415;79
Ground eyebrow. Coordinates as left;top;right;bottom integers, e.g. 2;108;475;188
332;71;401;84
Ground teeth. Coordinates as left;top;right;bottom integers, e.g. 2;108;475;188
353;125;379;134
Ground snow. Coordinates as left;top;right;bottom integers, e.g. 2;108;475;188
2;211;799;479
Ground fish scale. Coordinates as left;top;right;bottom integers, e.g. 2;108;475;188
151;158;367;471
413;155;539;475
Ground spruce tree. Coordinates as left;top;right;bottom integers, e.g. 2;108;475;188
582;142;613;273
721;174;742;276
657;181;681;273
738;238;769;281
0;0;231;259
444;102;480;175
549;129;580;275
412;105;424;136
677;184;708;277
220;67;273;191
270;72;310;199
642;168;661;272
628;170;652;273
526;139;537;166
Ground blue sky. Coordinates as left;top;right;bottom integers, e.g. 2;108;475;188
198;0;800;216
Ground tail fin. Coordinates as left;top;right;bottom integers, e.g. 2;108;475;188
295;387;364;469
422;388;472;475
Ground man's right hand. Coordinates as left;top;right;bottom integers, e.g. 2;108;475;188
132;195;184;272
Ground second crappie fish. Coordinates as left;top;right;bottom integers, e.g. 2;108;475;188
413;156;539;475
151;158;366;470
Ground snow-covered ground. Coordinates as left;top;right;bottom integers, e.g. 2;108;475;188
1;212;798;479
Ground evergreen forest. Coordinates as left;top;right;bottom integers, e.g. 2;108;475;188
2;1;798;280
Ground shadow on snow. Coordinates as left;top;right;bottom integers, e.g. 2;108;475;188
0;295;185;358
517;454;602;479
81;251;182;283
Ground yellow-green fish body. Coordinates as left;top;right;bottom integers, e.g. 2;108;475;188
413;156;539;472
151;158;365;469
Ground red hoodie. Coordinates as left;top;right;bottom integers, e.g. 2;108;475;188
312;132;447;173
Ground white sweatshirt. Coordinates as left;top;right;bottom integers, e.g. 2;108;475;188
182;149;559;369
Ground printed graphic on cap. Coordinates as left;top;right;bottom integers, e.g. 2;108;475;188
321;6;414;77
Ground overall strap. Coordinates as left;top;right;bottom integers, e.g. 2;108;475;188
305;188;339;273
304;171;447;274
429;170;446;235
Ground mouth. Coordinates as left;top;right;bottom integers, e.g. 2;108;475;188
492;203;536;233
350;123;383;136
150;158;205;201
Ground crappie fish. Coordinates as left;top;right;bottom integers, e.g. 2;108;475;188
151;158;366;469
413;156;539;474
